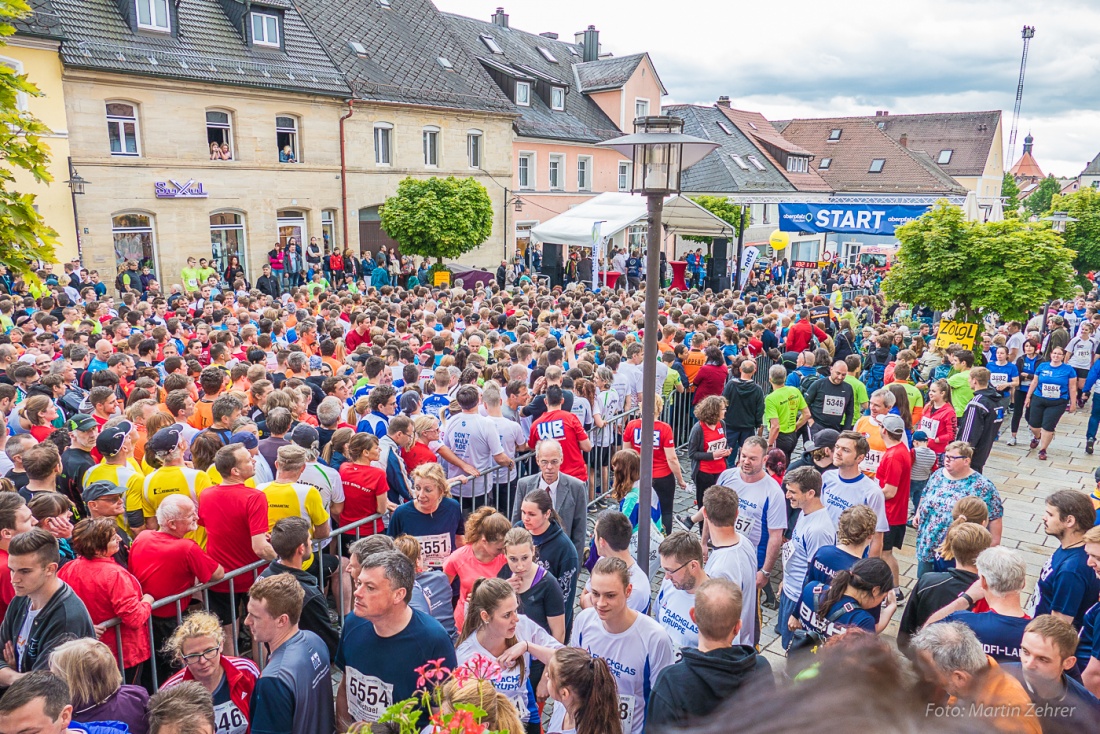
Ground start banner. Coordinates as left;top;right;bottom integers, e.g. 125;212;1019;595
778;203;931;236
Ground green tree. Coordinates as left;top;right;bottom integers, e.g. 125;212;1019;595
0;0;60;280
1000;172;1020;215
882;201;1075;322
379;176;493;266
1052;186;1100;282
682;196;746;244
1025;174;1062;217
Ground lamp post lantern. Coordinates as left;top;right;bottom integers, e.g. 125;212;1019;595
65;157;90;265
598;115;717;573
1042;211;1076;234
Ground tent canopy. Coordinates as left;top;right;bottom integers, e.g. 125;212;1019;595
530;192;736;247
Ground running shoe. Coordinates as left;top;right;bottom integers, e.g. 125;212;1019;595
675;514;695;533
1030;437;1040;450
1088;439;1095;455
1006;436;1017;446
1038;449;1048;460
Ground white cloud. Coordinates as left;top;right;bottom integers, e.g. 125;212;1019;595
437;0;1100;177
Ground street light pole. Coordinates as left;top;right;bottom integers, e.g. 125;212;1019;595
636;193;663;572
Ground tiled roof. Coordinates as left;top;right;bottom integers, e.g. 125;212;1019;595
295;0;514;113
1010;151;1044;179
665;104;796;194
1080;152;1100;176
443;13;622;143
49;0;350;96
722;108;831;193
862;111;1001;177
775;117;967;195
575;53;663;93
13;0;65;41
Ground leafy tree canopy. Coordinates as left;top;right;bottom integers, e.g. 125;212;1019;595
0;0;59;280
1001;172;1020;216
1025;174;1062;217
882;201;1076;322
683;196;746;244
379;176;493;263
1050;187;1100;282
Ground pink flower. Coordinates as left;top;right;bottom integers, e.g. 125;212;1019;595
415;658;451;689
455;653;502;683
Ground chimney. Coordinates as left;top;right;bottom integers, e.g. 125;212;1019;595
582;25;599;62
491;7;508;27
899;133;907;148
539;32;558;39
716;95;731;109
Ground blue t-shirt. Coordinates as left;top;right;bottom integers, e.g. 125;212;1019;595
422;393;451;420
805;545;860;588
251;630;333;734
944;610;1029;662
797;583;875;638
986;361;1019;395
1033;545;1100;629
1076;601;1100;674
1034;362;1076;401
387;498;464;568
335;609;457;723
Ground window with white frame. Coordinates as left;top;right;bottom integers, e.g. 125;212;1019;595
0;58;26;111
106;102;140;156
112;213;157;276
518;153;534;189
548;154;563;190
786;156;808;173
423;126;439;167
206;110;233;159
467;130;482;168
618;161;632;191
276;115;298;162
250;11;279;47
373;123;392;165
635;99;650;118
515;81;531;106
551;87;565;111
210;212;247;277
136;0;170;32
577;156;592;191
627;223;646;249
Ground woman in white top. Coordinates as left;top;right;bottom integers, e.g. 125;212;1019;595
543;647;621;734
455;578;562;734
1065;322;1097;405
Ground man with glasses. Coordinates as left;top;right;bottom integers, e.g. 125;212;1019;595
511;439;588;561
655;531;708;651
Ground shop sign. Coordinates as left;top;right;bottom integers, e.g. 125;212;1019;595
155;179;208;199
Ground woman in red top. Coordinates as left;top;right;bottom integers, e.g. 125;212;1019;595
58;518;153;683
692;347;729;405
687;395;732;508
402;415;440;473
623;392;687;535
921;379;958;467
338;433;392;537
20;395;58;443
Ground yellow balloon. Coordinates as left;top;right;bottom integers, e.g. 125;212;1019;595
769;230;790;250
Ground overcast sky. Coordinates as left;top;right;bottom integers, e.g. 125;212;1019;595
435;0;1099;178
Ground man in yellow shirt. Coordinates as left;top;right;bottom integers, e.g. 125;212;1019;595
141;425;212;546
257;444;335;582
83;420;145;537
764;364;810;460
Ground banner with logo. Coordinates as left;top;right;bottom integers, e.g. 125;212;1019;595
739;246;758;287
778;204;931;236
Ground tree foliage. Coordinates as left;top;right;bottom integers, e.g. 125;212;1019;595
1052;187;1100;281
1000;172;1020;215
379;176;493;263
683;196;746;244
0;0;60;280
882;201;1075;322
1025;174;1062;217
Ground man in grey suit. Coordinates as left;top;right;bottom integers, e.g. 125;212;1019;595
511;438;588;561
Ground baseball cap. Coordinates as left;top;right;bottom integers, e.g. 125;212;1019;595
912;430;929;442
879;414;906;435
805;429;839;452
95;420;134;457
146;425;184;454
229;431;259;450
83;480;125;502
67;414;97;433
399;391;422;414
289;423;319;453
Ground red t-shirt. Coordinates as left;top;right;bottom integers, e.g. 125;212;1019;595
197;483;270;593
130;530;221;617
698;423;728;474
402;441;437;473
339;462;388;534
877;442;913;526
529;409;589;482
623;419;675;478
344;328;370;353
0;549;14;620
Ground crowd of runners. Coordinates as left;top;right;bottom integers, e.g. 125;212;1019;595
0;255;1096;734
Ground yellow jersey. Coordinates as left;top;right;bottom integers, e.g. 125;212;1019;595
83;458;146;537
141;465;212;547
258;481;329;570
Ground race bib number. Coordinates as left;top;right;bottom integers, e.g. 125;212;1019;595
618;694;636;732
509;694;527;718
346;668;394;723
988;372;1008;387
213;701;248;734
782;538;796;564
860;450;883;476
706;438;727;453
418;533;452;568
734;514;756;537
1076;345;1093;362
1041;383;1061;399
822;395;845;416
919;417;939;436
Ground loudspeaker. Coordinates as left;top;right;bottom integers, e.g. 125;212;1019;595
711;237;730;260
542;243;563;288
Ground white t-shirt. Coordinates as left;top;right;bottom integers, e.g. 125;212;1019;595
593;390;622;447
16;606;41;666
713;469;787;563
441;412;504;489
570;396;594;430
654;579;698;653
1006;331;1026;357
486;415;526;484
821;470;890;532
703;538;758;647
1066;336;1096;370
585;559;651;614
299;461;345;510
781;507;837;602
569;608;675;734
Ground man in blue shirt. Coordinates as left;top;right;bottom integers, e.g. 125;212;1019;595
335;550;456;730
246;574;334;734
1033;491;1100;630
1003;615;1100;729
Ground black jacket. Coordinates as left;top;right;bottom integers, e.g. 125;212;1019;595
722;378;765;431
897;567;978;653
256;274;281;298
59;447;95;519
529;520;578;629
646;645;773;730
259;562;339;659
957;387;1004;472
0;582;95;674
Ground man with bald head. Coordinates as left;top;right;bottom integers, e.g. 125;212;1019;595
88;339;114;372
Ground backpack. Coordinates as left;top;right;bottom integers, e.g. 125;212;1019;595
786;589;857;675
799;371;821;399
861;351;887;393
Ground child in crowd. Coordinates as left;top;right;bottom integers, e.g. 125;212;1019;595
908;430;937;524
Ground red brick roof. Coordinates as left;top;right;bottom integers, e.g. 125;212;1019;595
718;108;832;193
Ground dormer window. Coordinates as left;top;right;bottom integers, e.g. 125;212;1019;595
515;81;531;106
136;0;170;32
551;87;565;111
786;156;808;173
251;11;280;48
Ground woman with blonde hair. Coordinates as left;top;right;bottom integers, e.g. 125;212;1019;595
338;432;391;538
49;637;149;734
402;413;441;473
19;394;58;442
161;610;259;727
436;677;525;734
388;461;464;569
610;449;660;533
443;506;511;627
320;426;354;470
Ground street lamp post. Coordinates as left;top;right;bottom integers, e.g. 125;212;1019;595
65;157;89;266
1038;211;1079;343
598;116;716;573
